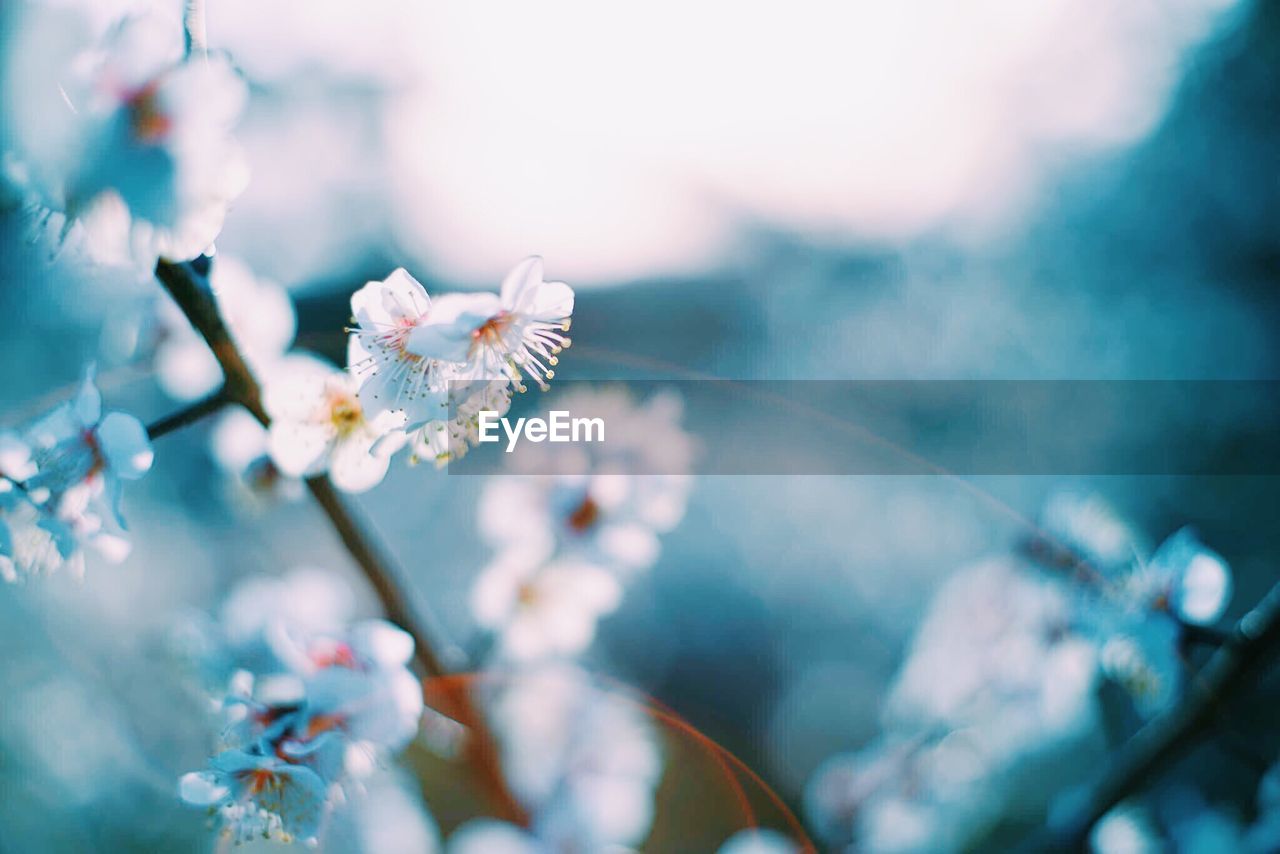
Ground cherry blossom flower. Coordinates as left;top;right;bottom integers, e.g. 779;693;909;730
181;573;427;846
0;368;153;580
180;749;330;845
264;354;406;493
478;389;693;576
409;379;512;468
485;664;663;850
1126;527;1232;626
405;256;573;392
346;268;451;429
471;547;622;662
155;255;295;402
2;4;248;266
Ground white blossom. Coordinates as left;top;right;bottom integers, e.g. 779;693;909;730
405;256;573;392
1;3;248;266
471;547;622;662
264;354;405;493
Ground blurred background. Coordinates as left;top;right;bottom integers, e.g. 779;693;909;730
1;0;1279;851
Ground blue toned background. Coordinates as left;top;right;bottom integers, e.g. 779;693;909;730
1;1;1279;851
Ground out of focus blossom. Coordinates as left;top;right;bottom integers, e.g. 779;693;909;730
180;571;425;846
717;828;801;854
479;387;692;577
1034;490;1234;717
264;354;405;493
347;268;451;429
0;368;152;580
180;748;329;845
405;256;573;392
208;406;304;505
409;380;512;468
0;3;248;267
155;254;295;401
471;547;622;662
483;664;663;851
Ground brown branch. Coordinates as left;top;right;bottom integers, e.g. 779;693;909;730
154;256;527;825
146;388;230;439
1024;579;1280;851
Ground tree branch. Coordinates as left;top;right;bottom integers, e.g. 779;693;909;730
146;388;229;440
1027;579;1280;850
153;256;527;825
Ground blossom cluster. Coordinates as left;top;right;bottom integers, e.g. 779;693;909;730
0;369;152;583
254;257;573;494
473;386;694;662
443;388;695;850
1;0;247;269
804;490;1235;853
176;569;424;845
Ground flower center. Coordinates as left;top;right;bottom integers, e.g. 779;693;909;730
516;581;541;607
310;641;358;670
565;495;600;533
327;395;364;437
126;81;172;143
472;312;513;347
244;768;281;795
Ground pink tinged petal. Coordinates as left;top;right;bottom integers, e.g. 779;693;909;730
97;412;154;479
179;771;229;806
523;279;574;321
348;619;415;667
268;423;333;478
327;435;392;493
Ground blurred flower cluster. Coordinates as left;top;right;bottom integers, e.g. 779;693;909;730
0;369;152;582
0;0;247;270
804;490;1237;853
445;387;696;851
176;569;425;844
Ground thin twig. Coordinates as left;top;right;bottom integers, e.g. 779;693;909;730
1025;580;1280;851
153;256;528;825
146;388;229;439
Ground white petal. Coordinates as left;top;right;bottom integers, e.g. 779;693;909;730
348;619;415;666
97;413;154;480
328;435;392;493
73;367;103;425
1177;551;1232;625
156;340;222;402
498;256;544;307
268;423;333;478
406;292;503;362
179;771;229;806
529;279;573;321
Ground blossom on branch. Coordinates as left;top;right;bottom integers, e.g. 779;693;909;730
0;3;248;266
264;354;405;493
0;367;152;581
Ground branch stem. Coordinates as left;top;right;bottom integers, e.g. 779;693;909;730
153;257;527;825
146;388;229;440
1028;580;1280;850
